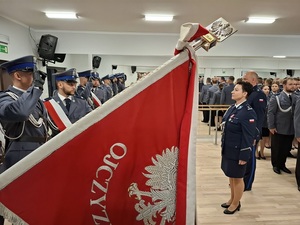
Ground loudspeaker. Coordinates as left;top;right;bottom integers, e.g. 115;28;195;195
131;66;137;73
287;69;294;77
112;65;117;70
270;72;277;77
92;56;101;69
54;54;66;63
38;34;58;60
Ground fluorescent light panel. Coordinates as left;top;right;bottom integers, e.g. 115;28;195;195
273;55;286;58
246;17;275;24
45;12;77;19
145;14;173;22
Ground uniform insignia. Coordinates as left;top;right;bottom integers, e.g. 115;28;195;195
237;105;242;109
249;119;255;123
259;99;264;102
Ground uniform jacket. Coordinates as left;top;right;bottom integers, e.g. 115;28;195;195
93;86;106;104
221;101;257;161
51;93;92;124
294;96;300;138
211;90;222;105
200;84;212;104
0;86;48;168
246;85;267;134
268;91;296;135
220;83;235;105
208;84;219;105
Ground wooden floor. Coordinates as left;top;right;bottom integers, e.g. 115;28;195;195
196;111;300;225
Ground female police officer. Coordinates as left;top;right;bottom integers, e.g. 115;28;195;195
220;81;257;214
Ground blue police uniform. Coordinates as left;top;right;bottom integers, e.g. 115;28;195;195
46;69;92;126
221;101;257;178
101;75;113;102
116;73;126;93
243;85;267;190
76;70;94;107
0;56;48;170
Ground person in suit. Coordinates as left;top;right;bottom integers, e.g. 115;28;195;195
46;68;92;127
220;76;235;105
221;81;257;215
294;96;300;191
211;83;224;131
0;56;48;225
268;77;296;174
199;77;212;123
242;71;267;191
208;78;219;126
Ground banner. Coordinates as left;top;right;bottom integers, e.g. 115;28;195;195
0;23;207;225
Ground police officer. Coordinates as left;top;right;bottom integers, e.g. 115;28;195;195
221;81;257;214
101;75;113;102
45;69;92;129
116;73;126;93
110;74;119;96
77;70;94;108
0;56;47;224
242;71;267;191
91;72;106;104
294;96;300;191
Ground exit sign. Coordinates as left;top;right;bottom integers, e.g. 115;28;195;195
0;44;8;54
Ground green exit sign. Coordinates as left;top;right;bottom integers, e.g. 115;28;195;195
0;44;8;54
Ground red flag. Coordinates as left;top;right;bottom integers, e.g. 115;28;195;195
0;24;203;225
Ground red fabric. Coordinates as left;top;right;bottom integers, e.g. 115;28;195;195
43;100;67;131
0;58;196;225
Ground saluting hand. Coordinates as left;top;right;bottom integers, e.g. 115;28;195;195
269;128;277;135
239;160;247;165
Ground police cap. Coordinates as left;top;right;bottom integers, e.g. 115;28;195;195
78;70;92;78
0;55;36;74
54;68;78;82
101;74;110;81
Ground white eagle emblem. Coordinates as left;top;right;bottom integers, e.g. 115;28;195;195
128;146;179;225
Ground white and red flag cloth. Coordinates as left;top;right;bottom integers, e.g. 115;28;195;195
0;23;208;225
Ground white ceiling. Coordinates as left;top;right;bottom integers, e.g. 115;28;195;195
0;0;300;36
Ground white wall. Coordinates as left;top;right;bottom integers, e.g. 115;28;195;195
2;16;300;99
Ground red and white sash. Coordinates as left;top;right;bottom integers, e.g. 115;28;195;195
44;99;72;131
91;92;102;108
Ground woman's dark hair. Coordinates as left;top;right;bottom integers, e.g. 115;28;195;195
236;81;253;98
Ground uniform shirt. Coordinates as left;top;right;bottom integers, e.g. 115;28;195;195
221;101;257;162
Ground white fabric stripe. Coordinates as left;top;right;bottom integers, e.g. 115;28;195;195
91;92;102;106
185;45;198;224
0;49;190;189
240;147;251;151
48;99;72;128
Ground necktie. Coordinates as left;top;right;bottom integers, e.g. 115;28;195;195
289;95;292;103
65;98;71;111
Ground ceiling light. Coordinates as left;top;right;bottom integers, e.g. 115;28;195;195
273;55;286;58
245;17;276;24
45;12;78;19
145;14;173;22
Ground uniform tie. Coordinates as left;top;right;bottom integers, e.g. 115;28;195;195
289;94;292;103
65;98;71;111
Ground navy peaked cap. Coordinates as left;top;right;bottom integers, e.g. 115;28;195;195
101;74;110;81
0;55;36;74
54;68;78;82
78;70;92;78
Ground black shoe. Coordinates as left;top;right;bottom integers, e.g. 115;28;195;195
298;186;300;192
221;203;230;208
244;188;251;191
201;120;208;123
273;167;281;174
259;151;266;160
281;167;292;174
223;203;241;215
287;152;297;158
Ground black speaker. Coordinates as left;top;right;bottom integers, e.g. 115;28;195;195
270;72;277;77
112;65;117;70
38;34;58;60
54;54;66;63
287;69;294;77
131;66;137;73
92;56;101;69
